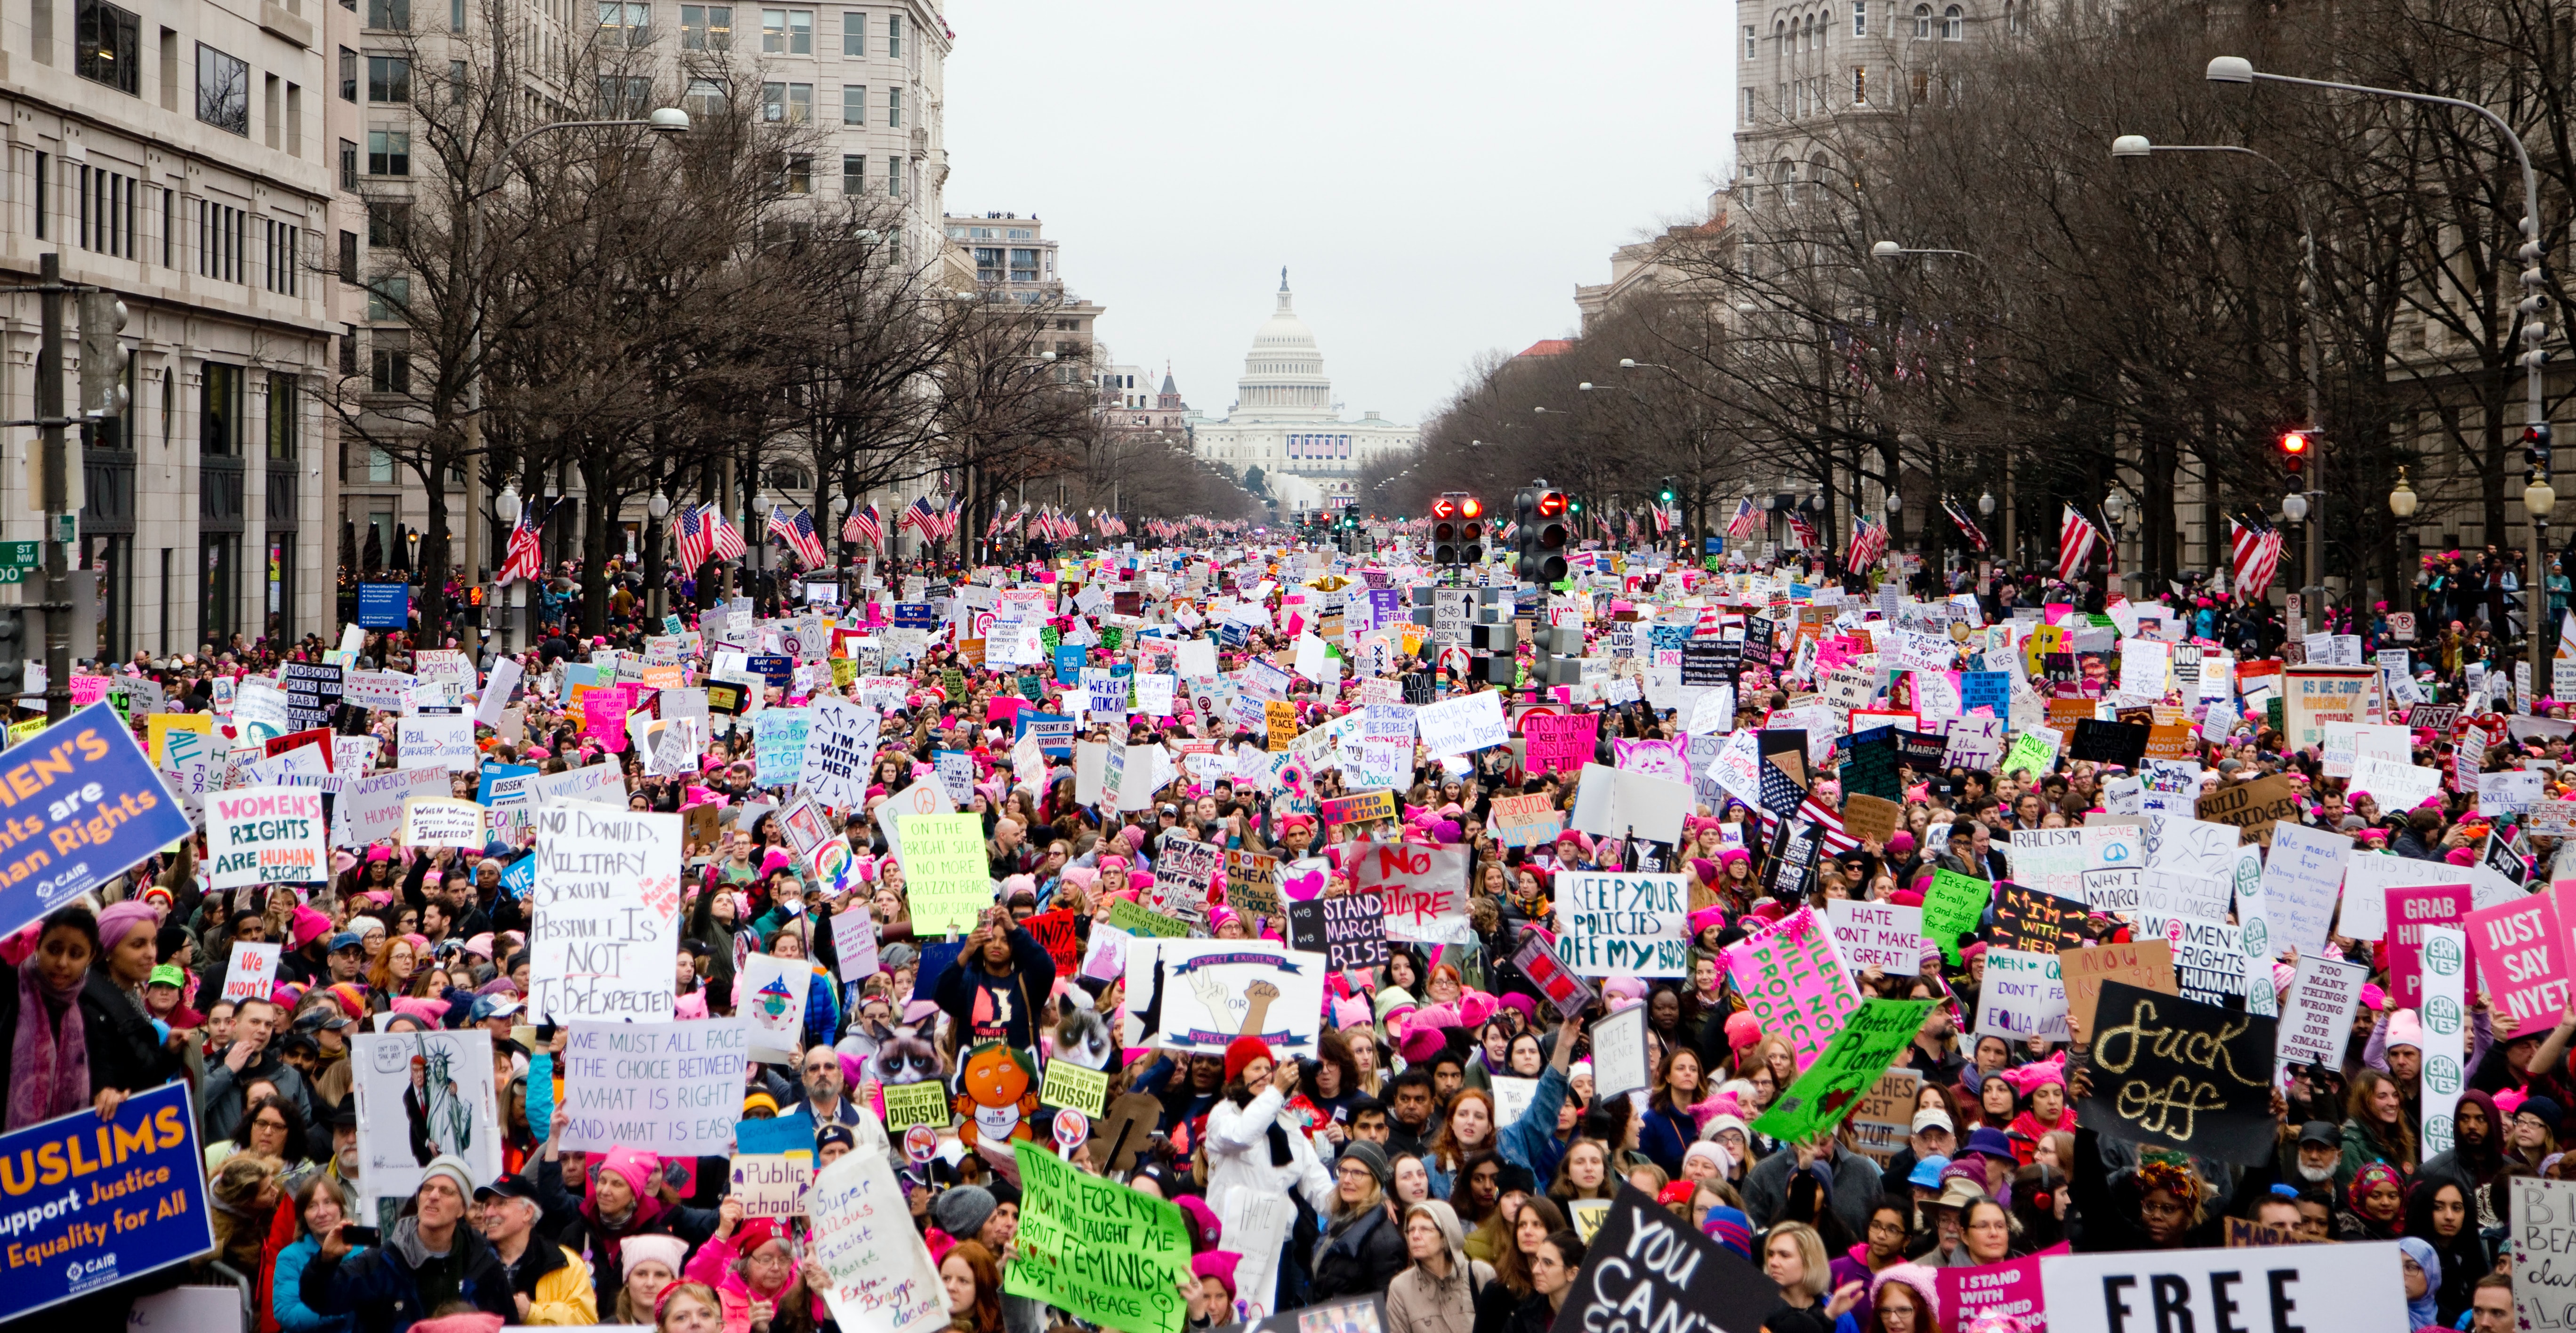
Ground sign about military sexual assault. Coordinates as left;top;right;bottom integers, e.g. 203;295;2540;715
1552;871;1689;976
529;806;682;1025
0;703;191;940
0;1080;211;1320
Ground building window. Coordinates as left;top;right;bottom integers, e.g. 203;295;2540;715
841;153;862;194
1909;68;1928;103
202;536;239;642
1912;3;1930;37
684;78;724;119
262;219;299;295
338;46;357;99
598;1;647;44
842;83;864;124
339;137;359;187
841;9;861;53
366;201;408;247
679;4;731;48
367;55;409;101
887;86;900;126
599;74;650;115
760;81;808;121
202;361;244;454
451;0;463;29
367;128;409;174
339;325;357;375
1943;4;1962;38
338;230;357;281
365;275;408;321
1852;65;1866;104
197;43;249;134
1742;87;1754;123
1742;24;1754;58
199;200;246;281
760;8;809;53
781;154;811;193
1009;248;1038;282
267;372;298;459
76;0;139;94
365;0;408;27
1854;0;1867;35
370;332;410;393
886;155;900;196
884;11;897;55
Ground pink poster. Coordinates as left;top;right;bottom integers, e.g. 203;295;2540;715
584;688;630;752
2468;892;2568;1036
1720;907;1861;1070
1521;713;1598;777
2387;883;2472;1009
1934;1244;2066;1333
69;675;110;705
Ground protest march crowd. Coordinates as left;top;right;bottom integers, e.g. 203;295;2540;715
0;530;2563;1333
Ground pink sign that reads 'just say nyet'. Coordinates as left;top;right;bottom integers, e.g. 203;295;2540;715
2468;892;2568;1037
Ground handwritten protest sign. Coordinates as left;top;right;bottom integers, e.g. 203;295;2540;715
401;795;485;848
2061;939;2174;1034
1285;894;1388;972
1753;998;1936;1143
1976;947;2069;1042
1356;842;1471;944
1552;871;1688;976
1007;1140;1191;1333
1541;1186;1775;1333
557;1018;750;1156
1923;868;1991;964
897;813;990;938
1825;899;1923;975
528;806;681;1025
806;1147;950;1333
1723;907;1862;1070
2274;954;2369;1071
1489;793;1564;848
2078;980;2277;1164
222;940;282;1004
206;785;328;888
1521;712;1598;776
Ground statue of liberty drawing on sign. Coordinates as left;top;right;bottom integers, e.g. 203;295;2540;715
402;1036;475;1167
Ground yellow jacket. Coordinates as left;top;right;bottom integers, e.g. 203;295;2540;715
523;1244;599;1325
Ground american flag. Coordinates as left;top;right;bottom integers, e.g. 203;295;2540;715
1942;498;1991;553
1652;505;1677;536
938;502;962;541
1754;755;1860;854
676;503;714;570
1845;516;1887;571
496;499;545;585
2230;518;2283;600
767;505;829;565
708;505;747;561
1727;497;1761;539
899;496;939;539
2057;504;2101;583
844;501;883;547
1784;511;1819;551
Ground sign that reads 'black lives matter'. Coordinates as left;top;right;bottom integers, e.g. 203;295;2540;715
2077;980;2278;1164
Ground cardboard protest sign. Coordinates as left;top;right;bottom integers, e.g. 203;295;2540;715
2038;1243;2407;1333
205;785;329;888
1355;841;1471;944
806;1147;950;1333
557;1018;750;1156
1489;793;1564;848
896;812;990;938
1825;899;1923;975
1975;948;2069;1042
1935;1245;2068;1333
1845;1068;1922;1165
1551;871;1688;975
2194;772;2302;841
1154;838;1222;925
2273;954;2369;1071
2077;980;2277;1164
2512;1178;2576;1331
1723;907;1863;1071
528;806;681;1025
0;1082;212;1320
1007;1140;1191;1333
1753;998;1937;1143
2061;939;2174;1034
350;1028;499;1205
1285;895;1388;972
1587;1003;1650;1099
222;940;283;1004
1152;941;1328;1057
1542;1185;1777;1333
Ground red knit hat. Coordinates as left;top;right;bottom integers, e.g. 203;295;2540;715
1224;1035;1273;1085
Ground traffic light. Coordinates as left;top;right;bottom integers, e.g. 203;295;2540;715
1431;493;1460;564
1659;476;1677;506
1458;494;1485;565
1514;486;1570;585
79;292;129;425
0;608;26;706
2279;429;2310;483
2526;423;2553;482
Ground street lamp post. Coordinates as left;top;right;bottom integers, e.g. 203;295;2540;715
494;482;522;654
646;489;670;618
2208;53;2551;685
2113;134;2325;610
2102;491;2129;594
2389;468;2419;616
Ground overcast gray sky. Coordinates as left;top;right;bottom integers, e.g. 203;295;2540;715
942;0;1737;430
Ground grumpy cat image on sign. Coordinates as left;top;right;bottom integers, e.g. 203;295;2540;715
867;1024;943;1085
1052;990;1113;1070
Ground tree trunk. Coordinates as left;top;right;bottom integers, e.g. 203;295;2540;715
416;440;454;645
579;450;617;639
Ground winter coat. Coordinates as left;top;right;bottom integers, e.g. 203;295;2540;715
1204;1086;1336;1221
532;1153;721;1309
270;1236;357;1333
297;1219;519;1333
503;1241;600;1325
1385;1256;1493;1333
683;1230;829;1333
1311;1203;1408;1303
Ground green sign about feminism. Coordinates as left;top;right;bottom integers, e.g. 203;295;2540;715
1006;1140;1191;1333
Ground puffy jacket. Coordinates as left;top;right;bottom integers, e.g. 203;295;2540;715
297;1219;519;1333
1310;1204;1407;1303
507;1242;600;1325
270;1236;356;1333
683;1230;829;1333
1204;1086;1335;1221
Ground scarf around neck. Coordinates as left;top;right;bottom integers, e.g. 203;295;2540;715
10;958;89;1130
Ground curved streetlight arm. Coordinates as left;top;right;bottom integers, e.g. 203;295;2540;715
479;117;679;196
1871;243;1989;266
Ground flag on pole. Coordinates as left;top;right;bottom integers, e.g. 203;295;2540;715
1845;516;1887;572
2230;518;2283;600
1941;498;1991;553
844;501;883;547
899;496;938;539
676;503;713;570
766;506;828;565
1784;511;1819;552
708;505;747;561
2057;505;2101;583
496;501;545;585
1726;497;1761;539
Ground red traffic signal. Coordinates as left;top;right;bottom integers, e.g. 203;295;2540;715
1431;496;1458;521
1459;496;1483;520
1534;490;1567;519
2279;431;2310;455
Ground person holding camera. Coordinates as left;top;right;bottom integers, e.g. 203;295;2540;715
298;1153;519;1333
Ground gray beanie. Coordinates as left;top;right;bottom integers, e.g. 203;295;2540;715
419;1153;476;1202
931;1184;998;1238
1339;1139;1391;1189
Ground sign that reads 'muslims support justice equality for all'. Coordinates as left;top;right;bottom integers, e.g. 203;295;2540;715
0;1080;213;1320
0;702;192;941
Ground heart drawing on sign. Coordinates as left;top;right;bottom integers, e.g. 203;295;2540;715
1282;867;1328;901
